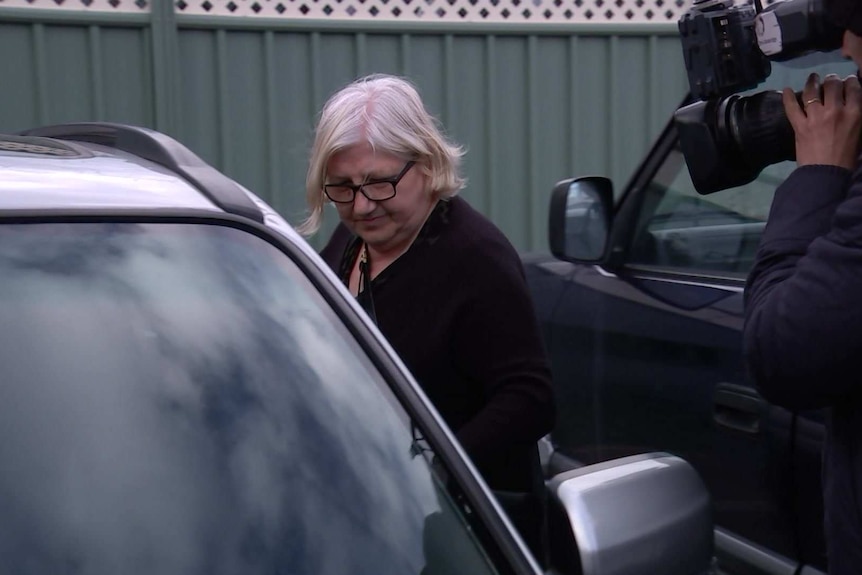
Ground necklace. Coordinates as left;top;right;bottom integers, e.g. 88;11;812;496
358;242;369;293
356;242;377;323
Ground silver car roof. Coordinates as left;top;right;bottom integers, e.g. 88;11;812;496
0;143;220;212
0;130;328;295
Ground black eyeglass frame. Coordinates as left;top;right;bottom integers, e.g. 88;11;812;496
323;161;416;204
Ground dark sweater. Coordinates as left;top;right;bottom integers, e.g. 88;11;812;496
321;196;556;493
744;164;862;575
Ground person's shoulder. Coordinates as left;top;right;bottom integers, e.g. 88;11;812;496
444;196;522;271
446;196;517;254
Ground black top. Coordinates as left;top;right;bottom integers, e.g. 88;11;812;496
744;164;862;575
321;196;556;492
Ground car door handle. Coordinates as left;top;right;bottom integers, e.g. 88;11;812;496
713;383;763;434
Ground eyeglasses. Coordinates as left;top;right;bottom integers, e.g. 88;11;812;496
324;161;416;204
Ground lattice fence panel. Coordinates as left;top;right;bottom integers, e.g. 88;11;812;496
0;0;787;22
0;0;149;11
174;0;690;22
0;0;703;21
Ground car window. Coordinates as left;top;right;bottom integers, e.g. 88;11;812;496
0;222;502;575
626;57;856;278
627;147;791;276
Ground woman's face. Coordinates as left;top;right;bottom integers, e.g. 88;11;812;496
326;143;435;256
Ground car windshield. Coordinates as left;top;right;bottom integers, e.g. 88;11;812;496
0;222;500;575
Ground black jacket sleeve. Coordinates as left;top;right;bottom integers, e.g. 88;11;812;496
449;233;556;460
743;163;860;409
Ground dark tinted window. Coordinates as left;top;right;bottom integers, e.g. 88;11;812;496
627;58;857;277
626;146;781;275
0;223;499;575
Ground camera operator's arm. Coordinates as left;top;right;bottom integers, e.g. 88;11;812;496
744;73;862;409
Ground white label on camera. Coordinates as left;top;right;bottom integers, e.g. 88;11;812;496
756;11;782;56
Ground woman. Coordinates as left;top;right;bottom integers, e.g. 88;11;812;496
301;74;555;557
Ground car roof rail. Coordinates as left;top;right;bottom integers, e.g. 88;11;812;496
19;122;265;223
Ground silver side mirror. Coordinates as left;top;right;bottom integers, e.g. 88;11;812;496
548;177;613;262
547;452;714;575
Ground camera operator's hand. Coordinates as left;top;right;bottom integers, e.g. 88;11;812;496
783;72;862;170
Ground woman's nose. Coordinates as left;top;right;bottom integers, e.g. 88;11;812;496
352;188;376;213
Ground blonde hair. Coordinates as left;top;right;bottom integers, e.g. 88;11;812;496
298;74;466;236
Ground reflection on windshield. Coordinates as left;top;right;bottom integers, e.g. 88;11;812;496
0;223;498;575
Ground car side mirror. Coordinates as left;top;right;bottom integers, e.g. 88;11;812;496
548;176;613;262
546;452;714;575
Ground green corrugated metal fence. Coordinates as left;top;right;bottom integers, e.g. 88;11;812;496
0;7;688;251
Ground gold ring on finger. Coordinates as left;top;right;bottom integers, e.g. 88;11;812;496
805;97;822;107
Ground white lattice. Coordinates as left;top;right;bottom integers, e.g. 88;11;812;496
0;0;148;10
0;0;782;21
174;0;691;23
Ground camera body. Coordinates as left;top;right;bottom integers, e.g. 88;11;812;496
679;0;771;101
674;0;844;194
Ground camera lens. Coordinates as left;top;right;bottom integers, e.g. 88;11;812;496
725;90;796;168
674;90;796;194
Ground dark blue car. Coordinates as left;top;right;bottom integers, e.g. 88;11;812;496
524;59;857;575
